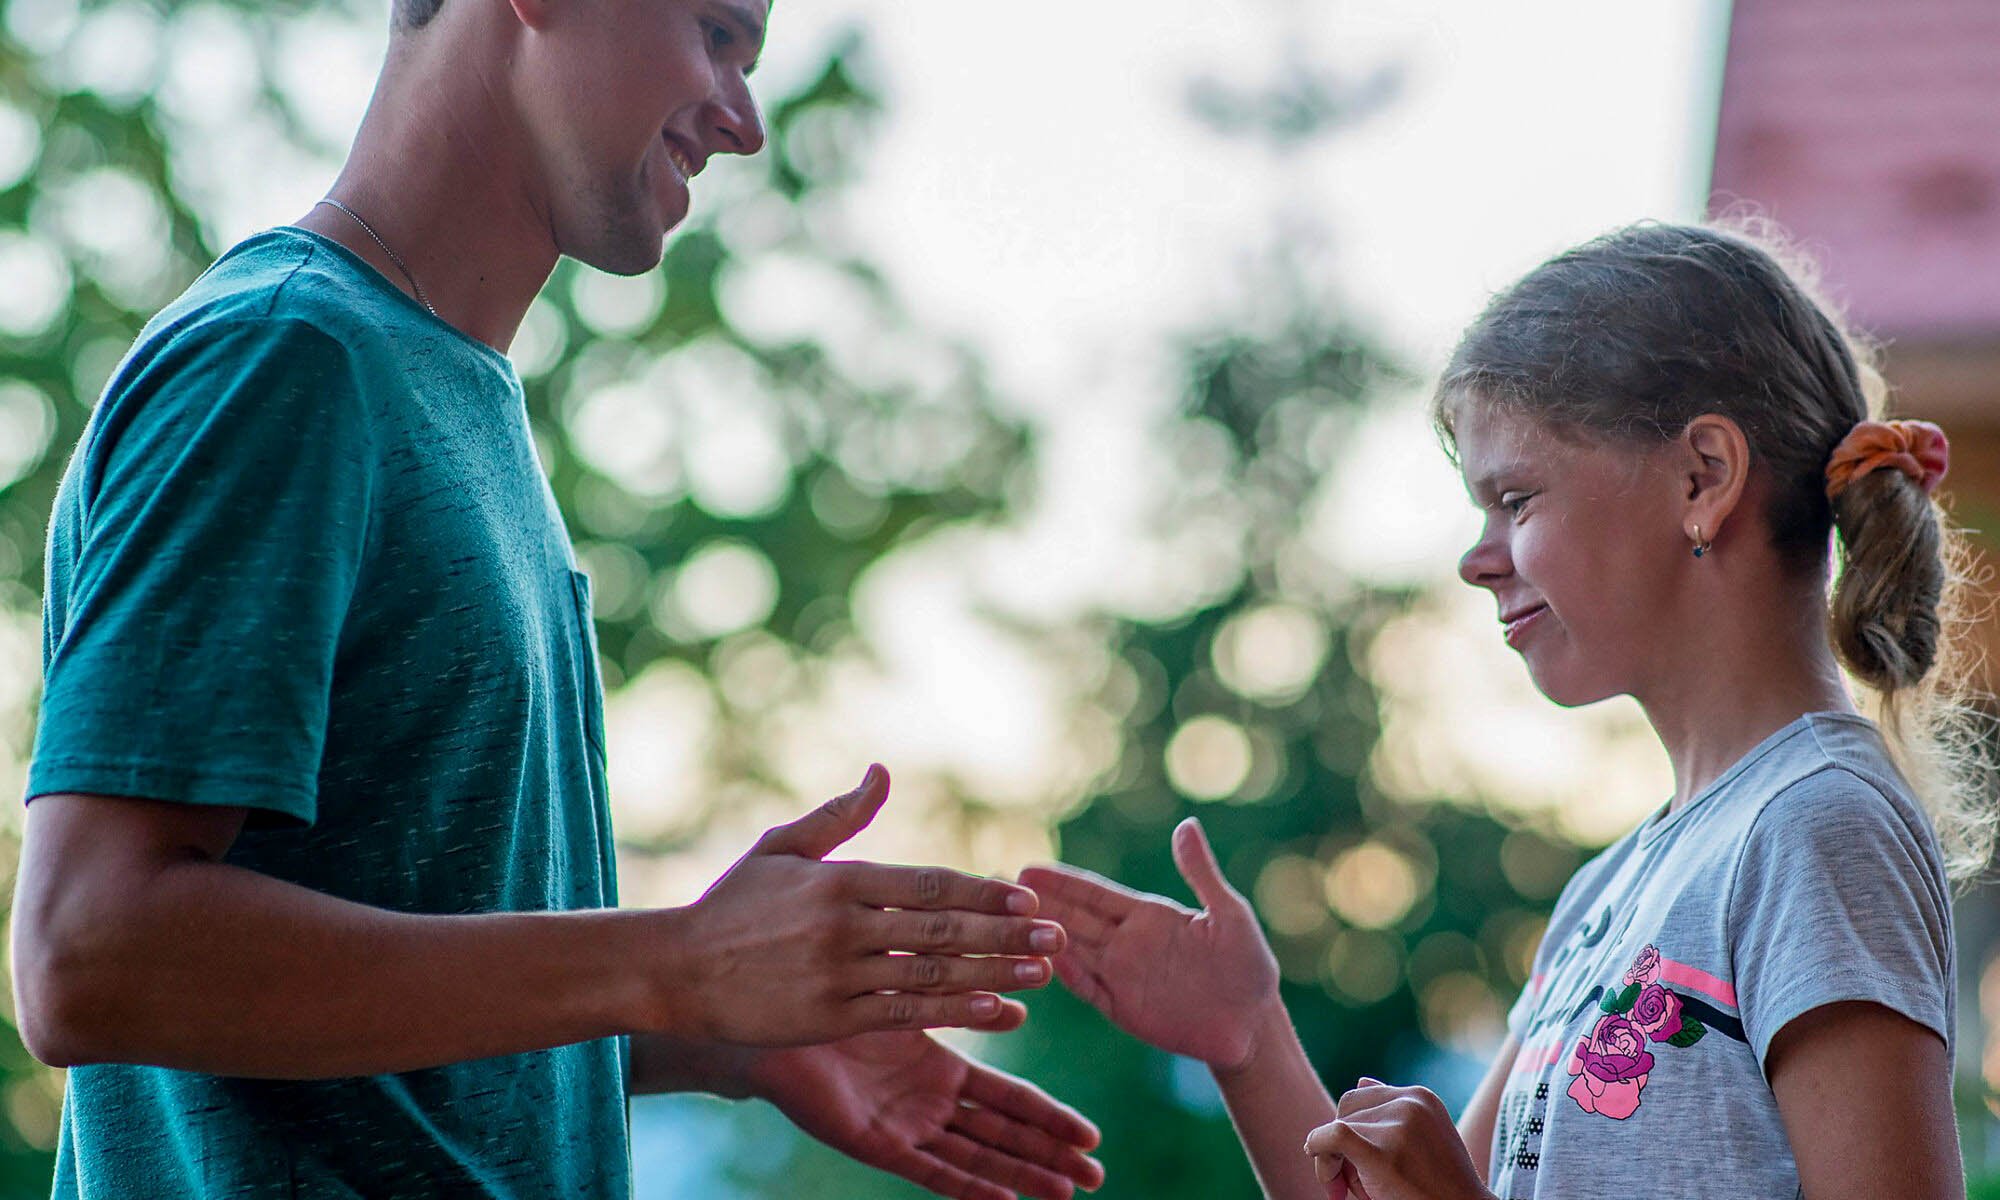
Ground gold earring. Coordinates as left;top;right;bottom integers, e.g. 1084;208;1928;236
1691;525;1712;559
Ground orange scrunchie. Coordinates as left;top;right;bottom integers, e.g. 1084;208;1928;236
1823;419;1950;501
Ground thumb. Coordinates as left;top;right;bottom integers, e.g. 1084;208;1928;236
1172;818;1240;915
755;764;891;860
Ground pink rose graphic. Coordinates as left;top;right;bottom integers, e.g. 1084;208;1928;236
1630;983;1684;1043
1623;944;1661;988
1566;1012;1654;1120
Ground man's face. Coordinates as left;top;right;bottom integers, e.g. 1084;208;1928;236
517;0;768;275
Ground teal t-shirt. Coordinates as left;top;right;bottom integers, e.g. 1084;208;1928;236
28;227;629;1198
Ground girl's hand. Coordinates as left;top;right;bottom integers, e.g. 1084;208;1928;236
1018;818;1280;1070
1303;1079;1494;1200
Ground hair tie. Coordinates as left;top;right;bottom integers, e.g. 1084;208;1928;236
1824;419;1949;501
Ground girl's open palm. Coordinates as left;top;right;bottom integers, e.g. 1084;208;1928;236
1018;819;1280;1070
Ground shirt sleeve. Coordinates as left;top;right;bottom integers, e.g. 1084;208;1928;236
27;317;374;826
1728;766;1954;1073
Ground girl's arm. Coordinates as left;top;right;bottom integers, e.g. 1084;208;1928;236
1021;819;1335;1200
1454;1034;1517;1184
1769;1001;1962;1200
1212;999;1340;1200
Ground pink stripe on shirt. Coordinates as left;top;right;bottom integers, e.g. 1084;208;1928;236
1659;957;1737;1009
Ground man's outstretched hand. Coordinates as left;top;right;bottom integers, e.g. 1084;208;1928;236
667;765;1065;1046
749;1021;1105;1200
1018;818;1280;1071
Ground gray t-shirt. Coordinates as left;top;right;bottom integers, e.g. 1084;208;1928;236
1489;713;1954;1199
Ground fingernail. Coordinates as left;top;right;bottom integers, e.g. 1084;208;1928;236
1030;926;1062;953
1017;959;1048;983
1007;889;1036;915
971;994;1000;1016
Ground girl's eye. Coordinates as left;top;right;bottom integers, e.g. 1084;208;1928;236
1501;493;1534;517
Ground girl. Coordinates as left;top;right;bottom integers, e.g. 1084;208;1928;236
1024;222;1984;1199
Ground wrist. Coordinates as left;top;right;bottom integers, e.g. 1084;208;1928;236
1211;994;1294;1083
627;905;710;1040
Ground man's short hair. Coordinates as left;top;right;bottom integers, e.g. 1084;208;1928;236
393;0;446;31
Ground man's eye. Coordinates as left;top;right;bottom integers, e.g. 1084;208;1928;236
705;21;735;50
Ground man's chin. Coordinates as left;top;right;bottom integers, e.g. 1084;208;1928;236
564;226;672;277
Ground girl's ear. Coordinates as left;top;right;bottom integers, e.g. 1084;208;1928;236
507;0;554;31
1680;413;1751;549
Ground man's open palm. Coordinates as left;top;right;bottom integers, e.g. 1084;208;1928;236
753;1023;1104;1200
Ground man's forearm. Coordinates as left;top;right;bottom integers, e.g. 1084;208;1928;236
1212;999;1340;1200
17;854;680;1079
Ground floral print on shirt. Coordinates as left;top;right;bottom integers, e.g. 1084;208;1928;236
1564;944;1708;1120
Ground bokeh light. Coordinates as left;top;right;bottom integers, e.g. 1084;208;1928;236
668;540;781;642
1164;714;1253;801
1212;602;1330;704
1323;840;1422;930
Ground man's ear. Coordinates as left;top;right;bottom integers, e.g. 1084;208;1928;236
1680;413;1751;549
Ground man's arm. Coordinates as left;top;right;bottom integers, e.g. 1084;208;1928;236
12;770;1061;1079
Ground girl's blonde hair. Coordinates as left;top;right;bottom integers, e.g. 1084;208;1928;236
1434;220;1997;882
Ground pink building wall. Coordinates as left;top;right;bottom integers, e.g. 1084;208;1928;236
1709;0;2000;344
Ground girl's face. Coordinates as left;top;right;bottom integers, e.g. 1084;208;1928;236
1452;400;1688;707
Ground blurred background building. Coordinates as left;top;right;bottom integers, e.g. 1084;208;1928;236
1;0;1998;1195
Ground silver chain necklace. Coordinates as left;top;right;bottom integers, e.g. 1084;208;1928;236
314;198;439;318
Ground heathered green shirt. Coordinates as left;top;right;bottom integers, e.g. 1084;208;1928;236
28;227;629;1198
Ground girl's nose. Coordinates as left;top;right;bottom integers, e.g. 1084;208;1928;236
1459;534;1508;589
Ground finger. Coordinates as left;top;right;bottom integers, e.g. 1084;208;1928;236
949;1103;1105;1186
753;764;890;860
1305;1121;1386;1187
1314;1152;1348;1198
847;990;1010;1033
1335;1082;1401;1119
968;996;1029;1033
927;1129;1078;1200
962;1062;1103;1150
841;862;1038;916
854;953;1053;997
874;1143;1013;1200
1028;890;1119;948
1048;946;1118;1012
1336;1080;1434;1122
1304;1119;1354;1158
868;909;1066;957
1017;863;1153;926
1342;1159;1373;1200
1171;818;1243;914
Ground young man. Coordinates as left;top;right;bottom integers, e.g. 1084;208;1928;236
10;1;1105;1197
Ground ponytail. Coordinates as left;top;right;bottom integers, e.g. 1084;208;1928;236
1827;417;1996;882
